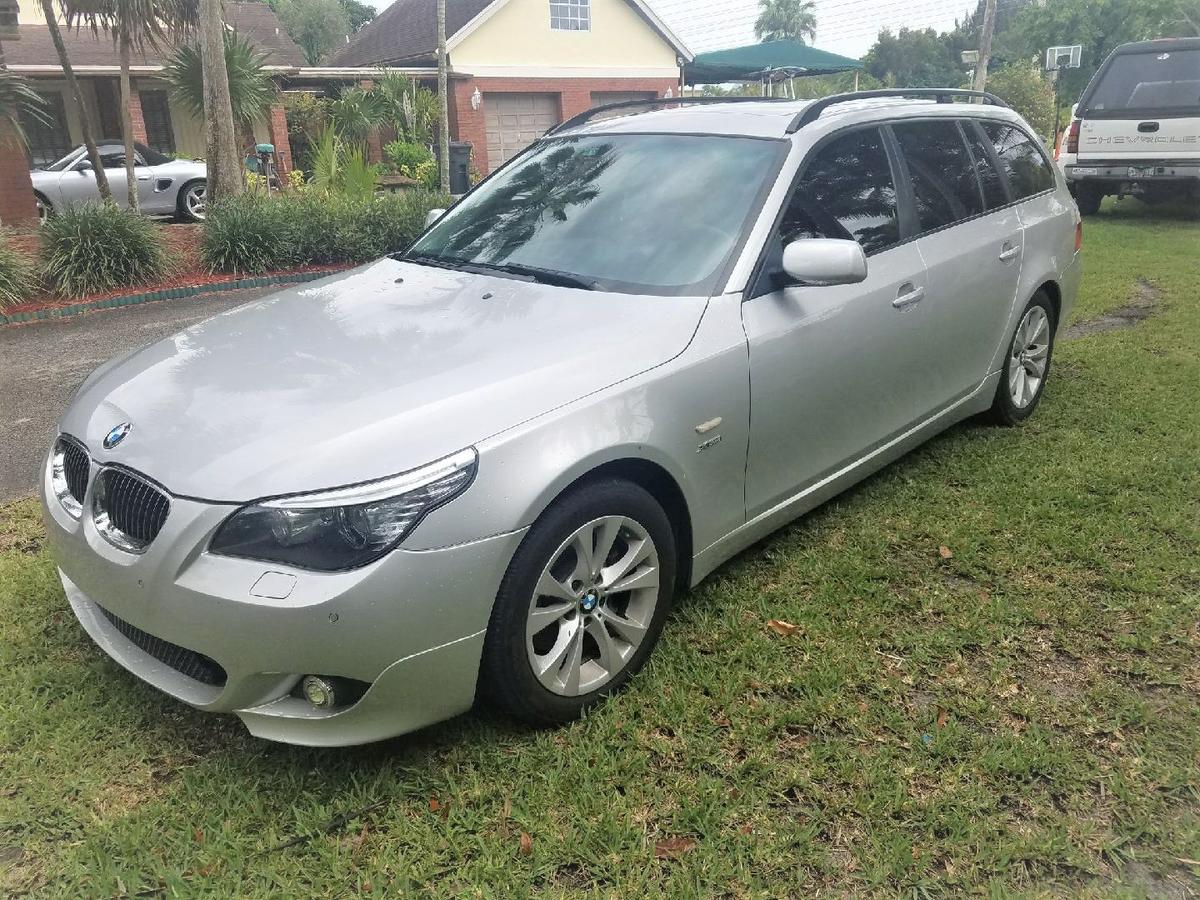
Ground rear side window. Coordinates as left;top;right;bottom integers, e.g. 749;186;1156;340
783;127;900;255
962;122;1008;209
1084;48;1200;115
891;120;984;233
982;123;1055;199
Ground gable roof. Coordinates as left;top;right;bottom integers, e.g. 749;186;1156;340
6;2;307;68
332;0;691;67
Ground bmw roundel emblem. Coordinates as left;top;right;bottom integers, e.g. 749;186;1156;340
103;422;132;450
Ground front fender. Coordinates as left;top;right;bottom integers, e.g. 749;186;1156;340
407;294;752;569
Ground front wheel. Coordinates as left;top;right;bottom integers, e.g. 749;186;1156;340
479;478;676;725
989;293;1055;426
177;179;206;222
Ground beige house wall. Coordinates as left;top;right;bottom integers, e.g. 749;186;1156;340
451;0;679;72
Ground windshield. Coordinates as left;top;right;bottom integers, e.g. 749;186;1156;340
44;147;84;172
407;133;785;296
1084;48;1200;115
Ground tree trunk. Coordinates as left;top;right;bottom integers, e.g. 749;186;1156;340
40;0;111;201
436;0;450;193
118;29;138;211
199;0;243;203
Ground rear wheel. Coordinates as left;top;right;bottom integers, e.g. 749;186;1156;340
989;293;1055;426
177;179;206;222
1075;185;1102;216
479;478;676;725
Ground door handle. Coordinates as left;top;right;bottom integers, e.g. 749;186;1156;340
892;283;925;309
137;175;151;181
998;243;1020;262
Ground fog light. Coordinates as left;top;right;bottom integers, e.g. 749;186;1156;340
302;675;336;708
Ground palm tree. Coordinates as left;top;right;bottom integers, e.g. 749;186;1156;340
38;0;112;200
64;0;196;210
0;68;52;147
162;32;276;153
754;0;817;44
198;0;242;202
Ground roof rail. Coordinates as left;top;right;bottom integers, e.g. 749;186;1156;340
548;96;791;135
785;88;1009;133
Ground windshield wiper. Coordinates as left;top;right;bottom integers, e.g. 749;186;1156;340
472;262;596;291
401;251;463;271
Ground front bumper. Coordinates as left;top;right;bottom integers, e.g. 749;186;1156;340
42;455;526;746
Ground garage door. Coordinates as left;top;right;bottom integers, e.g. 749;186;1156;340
484;93;559;171
590;91;657;107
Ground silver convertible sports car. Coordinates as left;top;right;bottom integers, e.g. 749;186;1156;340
31;141;207;222
43;91;1082;746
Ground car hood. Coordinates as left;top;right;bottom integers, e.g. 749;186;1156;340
62;258;708;502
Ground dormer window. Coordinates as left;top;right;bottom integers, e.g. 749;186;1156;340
550;0;589;31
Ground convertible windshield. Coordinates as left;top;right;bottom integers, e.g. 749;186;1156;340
407;133;785;296
44;148;84;172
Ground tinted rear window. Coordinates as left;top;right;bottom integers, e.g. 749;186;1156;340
1085;48;1200;115
982;123;1055;200
892;120;984;233
962;122;1008;209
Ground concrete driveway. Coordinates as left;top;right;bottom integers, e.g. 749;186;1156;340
0;287;277;503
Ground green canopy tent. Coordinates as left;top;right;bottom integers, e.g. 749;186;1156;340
684;40;863;92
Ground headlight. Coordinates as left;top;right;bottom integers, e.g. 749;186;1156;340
210;448;477;571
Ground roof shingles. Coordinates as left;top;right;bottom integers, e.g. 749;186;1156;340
331;0;492;67
7;2;307;68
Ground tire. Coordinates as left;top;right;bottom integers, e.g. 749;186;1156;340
1075;185;1102;216
34;193;51;225
177;179;207;222
479;478;677;726
989;292;1055;426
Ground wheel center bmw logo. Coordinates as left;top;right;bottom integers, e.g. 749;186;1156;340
103;422;132;449
581;592;598;612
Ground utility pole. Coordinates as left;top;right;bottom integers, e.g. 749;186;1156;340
436;0;450;194
972;0;997;94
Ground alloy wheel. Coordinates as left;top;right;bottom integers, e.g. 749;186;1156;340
185;184;206;220
526;515;660;697
1009;305;1050;409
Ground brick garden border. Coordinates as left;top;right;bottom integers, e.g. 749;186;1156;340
0;268;346;327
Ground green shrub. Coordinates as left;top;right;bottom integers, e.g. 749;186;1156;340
202;189;451;274
0;235;36;310
40;203;168;298
384;140;433;177
201;194;296;274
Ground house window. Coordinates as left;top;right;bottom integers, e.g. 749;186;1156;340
139;90;176;155
22;91;72;167
550;0;589;31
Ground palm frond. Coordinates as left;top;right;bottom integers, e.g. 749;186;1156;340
0;70;52;148
160;30;277;129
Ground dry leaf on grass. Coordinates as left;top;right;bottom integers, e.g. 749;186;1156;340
654;836;697;858
936;707;949;729
766;619;800;637
519;831;533;856
938;545;954;559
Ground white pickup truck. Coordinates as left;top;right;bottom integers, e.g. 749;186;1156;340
1062;37;1200;215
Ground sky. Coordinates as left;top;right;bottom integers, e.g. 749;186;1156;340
359;0;973;60
647;0;971;59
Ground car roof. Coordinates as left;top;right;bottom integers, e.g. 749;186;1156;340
559;96;1026;141
1110;36;1200;55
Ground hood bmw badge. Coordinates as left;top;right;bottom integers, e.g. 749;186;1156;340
103;422;132;449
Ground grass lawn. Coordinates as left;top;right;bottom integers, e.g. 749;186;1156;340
2;199;1198;897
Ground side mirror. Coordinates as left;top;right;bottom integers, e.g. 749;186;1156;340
77;160;93;172
781;238;867;286
424;208;446;228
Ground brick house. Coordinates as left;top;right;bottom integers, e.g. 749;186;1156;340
332;0;693;174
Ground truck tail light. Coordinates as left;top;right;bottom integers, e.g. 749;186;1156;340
1066;119;1080;155
1075;219;1083;252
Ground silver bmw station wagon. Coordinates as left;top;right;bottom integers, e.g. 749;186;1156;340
43;91;1082;746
